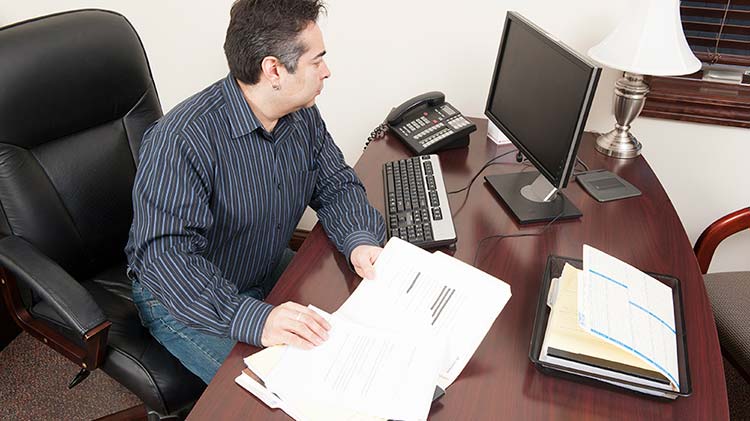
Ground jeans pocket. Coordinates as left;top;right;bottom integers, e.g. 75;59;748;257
131;280;143;296
132;281;163;325
133;297;154;326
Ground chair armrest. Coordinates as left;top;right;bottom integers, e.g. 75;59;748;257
0;235;111;370
0;235;105;334
694;207;750;274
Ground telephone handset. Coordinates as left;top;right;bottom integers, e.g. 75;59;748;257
386;91;446;126
369;91;476;155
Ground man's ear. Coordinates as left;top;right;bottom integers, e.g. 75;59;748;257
260;56;282;86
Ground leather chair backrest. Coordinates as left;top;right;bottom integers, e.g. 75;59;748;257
0;10;162;279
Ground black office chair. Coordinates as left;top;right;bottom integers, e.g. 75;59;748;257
0;10;204;419
694;207;750;386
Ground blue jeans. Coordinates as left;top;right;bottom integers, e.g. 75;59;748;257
131;248;295;384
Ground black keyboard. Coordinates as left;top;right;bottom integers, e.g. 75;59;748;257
383;155;457;248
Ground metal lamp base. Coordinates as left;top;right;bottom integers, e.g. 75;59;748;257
596;72;649;159
595;128;642;159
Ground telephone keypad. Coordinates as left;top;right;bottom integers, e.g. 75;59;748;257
419;128;452;147
447;115;471;130
413;122;449;143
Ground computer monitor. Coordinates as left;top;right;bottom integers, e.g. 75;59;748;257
484;12;601;224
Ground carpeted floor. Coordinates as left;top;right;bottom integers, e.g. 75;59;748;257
0;332;141;420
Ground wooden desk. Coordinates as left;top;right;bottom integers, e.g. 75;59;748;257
188;120;729;420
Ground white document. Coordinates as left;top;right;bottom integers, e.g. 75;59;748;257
577;245;679;390
239;347;385;421
337;238;512;389
239;238;512;420
264;307;442;421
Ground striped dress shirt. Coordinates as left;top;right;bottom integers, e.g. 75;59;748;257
125;74;385;346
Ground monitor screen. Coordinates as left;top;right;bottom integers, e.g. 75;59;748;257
485;12;600;189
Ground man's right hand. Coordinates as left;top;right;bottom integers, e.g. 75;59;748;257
260;301;331;349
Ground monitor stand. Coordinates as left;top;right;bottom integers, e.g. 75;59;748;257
484;172;581;224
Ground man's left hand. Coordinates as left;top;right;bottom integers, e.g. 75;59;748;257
350;245;382;280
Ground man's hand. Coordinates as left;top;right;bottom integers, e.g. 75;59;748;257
260;302;331;349
351;245;383;280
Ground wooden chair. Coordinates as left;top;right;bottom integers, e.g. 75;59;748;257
694;207;750;384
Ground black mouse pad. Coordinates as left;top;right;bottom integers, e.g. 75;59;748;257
577;170;641;202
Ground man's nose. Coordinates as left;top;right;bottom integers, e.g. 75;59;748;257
321;61;331;79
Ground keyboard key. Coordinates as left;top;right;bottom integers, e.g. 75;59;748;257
429;191;440;207
432;207;443;220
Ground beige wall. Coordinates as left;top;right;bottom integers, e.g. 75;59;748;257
4;0;747;273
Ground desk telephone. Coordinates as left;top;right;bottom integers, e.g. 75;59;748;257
372;91;476;155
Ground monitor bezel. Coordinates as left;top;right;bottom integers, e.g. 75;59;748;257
484;11;601;190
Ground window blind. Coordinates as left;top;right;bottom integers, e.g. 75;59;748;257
681;0;750;67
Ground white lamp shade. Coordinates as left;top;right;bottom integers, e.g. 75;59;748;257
588;0;701;76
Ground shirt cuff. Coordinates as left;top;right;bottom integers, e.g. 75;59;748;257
228;296;275;347
342;230;381;270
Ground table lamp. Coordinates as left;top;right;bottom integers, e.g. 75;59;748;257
588;0;701;158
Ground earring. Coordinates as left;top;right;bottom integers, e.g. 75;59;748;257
272;84;281;91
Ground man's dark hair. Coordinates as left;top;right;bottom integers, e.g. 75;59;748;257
224;0;326;85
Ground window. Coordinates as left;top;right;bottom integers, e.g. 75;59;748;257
641;0;750;128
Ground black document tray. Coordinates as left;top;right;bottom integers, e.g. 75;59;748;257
528;255;692;399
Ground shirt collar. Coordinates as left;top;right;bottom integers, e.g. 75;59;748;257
221;74;305;139
221;74;262;139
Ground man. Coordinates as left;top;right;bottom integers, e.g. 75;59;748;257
125;0;385;384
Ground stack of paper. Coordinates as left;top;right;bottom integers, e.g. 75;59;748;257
540;245;681;398
235;237;512;420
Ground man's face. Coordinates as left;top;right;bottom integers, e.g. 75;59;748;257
278;23;331;111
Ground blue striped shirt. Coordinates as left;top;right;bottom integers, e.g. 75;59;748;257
125;74;385;346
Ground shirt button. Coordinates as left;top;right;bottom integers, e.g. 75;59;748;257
277;223;282;230
277;183;281;190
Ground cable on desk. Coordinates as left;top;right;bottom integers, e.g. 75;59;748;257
449;160;511;218
447;149;518;195
572;168;608;179
575;156;590;172
472;209;564;268
571;157;611;179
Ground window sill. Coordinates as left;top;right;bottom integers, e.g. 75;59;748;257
642;76;750;129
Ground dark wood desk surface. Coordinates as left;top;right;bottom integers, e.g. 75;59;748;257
189;120;729;420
